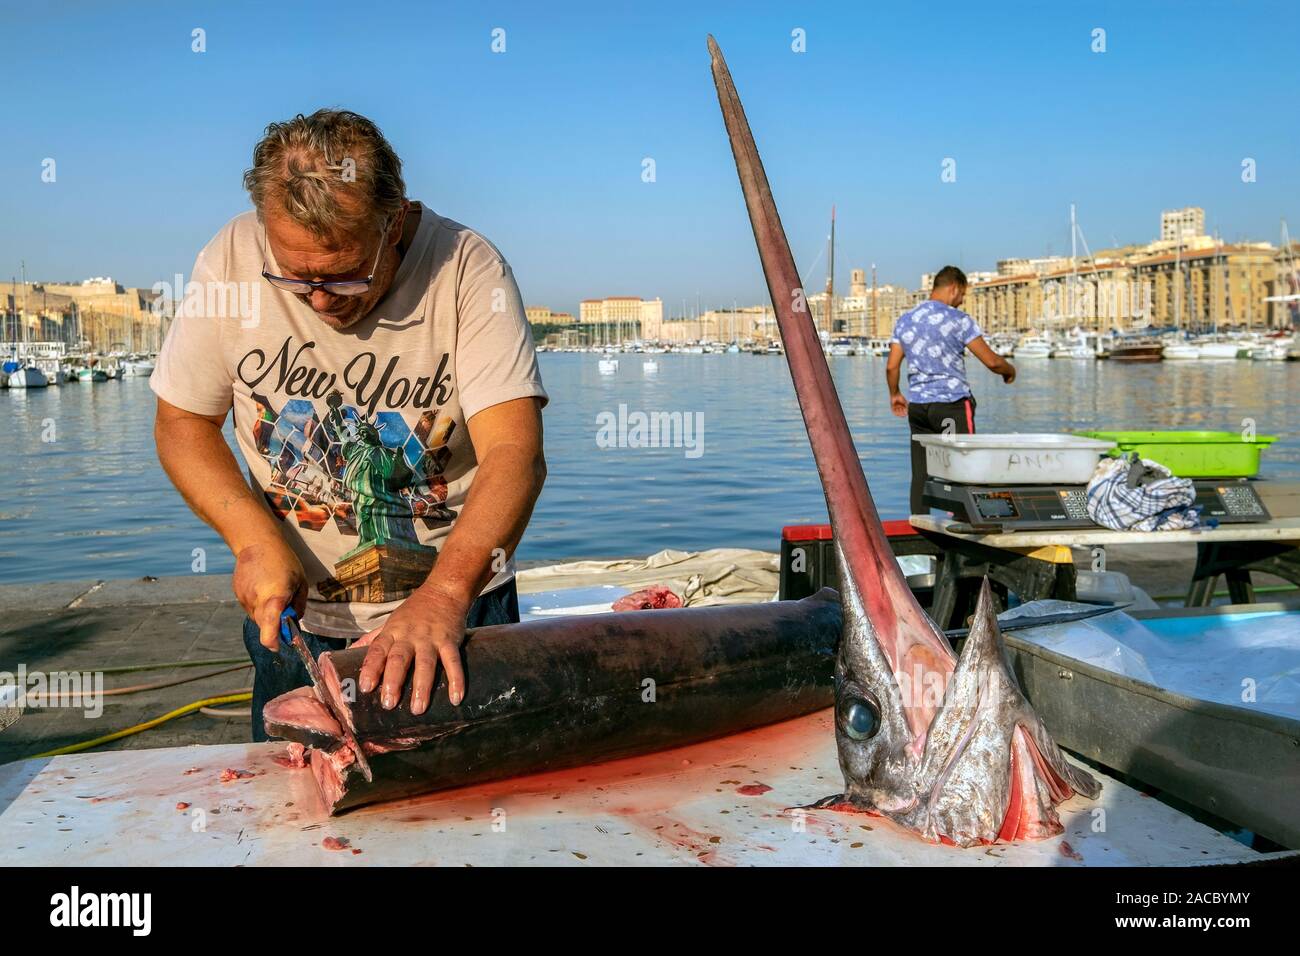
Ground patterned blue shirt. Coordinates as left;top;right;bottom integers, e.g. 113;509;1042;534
891;300;983;404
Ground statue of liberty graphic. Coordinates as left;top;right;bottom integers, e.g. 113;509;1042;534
325;390;419;550
321;390;436;599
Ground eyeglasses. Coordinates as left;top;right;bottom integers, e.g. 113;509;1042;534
261;220;390;296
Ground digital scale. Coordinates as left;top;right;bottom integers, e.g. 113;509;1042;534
922;478;1271;532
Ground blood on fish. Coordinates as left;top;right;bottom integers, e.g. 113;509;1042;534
611;586;683;611
996;745;1025;842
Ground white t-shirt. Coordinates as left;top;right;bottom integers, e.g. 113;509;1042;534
151;204;548;638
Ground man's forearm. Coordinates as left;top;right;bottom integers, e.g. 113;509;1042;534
155;418;284;556
421;443;546;607
886;364;902;396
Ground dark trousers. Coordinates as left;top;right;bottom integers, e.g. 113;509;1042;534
907;395;976;514
241;578;521;742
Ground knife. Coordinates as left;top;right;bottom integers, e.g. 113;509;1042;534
279;608;373;783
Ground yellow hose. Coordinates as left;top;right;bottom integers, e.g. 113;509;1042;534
31;692;253;759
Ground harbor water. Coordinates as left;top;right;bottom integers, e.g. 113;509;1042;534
3;353;1299;584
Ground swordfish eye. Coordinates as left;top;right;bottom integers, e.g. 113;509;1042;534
841;696;881;741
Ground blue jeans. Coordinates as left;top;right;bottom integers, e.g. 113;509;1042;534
242;579;520;742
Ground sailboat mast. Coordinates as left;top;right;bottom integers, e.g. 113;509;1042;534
1174;233;1183;332
871;262;877;339
824;205;836;336
1069;203;1077;327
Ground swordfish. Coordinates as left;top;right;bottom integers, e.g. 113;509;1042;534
265;593;841;814
706;34;1100;846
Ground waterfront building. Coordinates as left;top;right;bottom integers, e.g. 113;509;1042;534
2;278;165;351
1161;206;1206;244
1131;243;1279;331
579;296;663;342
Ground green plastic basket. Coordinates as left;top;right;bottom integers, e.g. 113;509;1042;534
1076;430;1277;477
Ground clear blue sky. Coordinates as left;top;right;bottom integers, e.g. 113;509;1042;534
1;0;1296;318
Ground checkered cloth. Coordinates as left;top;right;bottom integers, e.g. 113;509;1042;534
1085;456;1200;532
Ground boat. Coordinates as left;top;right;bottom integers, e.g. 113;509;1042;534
1196;340;1247;360
642;358;659;374
1012;335;1053;359
597;356;619;375
76;366;109;383
1053;343;1095;360
1051;330;1098;359
121;357;157;376
1163;342;1201;360
1104;338;1164;362
1251;337;1292;361
1251;343;1289;361
3;361;49;388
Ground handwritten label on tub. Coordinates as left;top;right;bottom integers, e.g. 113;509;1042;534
927;448;1067;472
1004;452;1066;471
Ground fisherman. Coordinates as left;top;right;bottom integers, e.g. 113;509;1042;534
151;109;548;737
886;266;1015;514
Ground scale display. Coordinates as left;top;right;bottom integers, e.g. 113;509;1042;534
924;479;1270;531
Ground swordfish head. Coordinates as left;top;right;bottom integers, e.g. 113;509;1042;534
706;33;1099;846
826;567;1101;845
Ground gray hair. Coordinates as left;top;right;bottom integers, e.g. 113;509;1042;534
243;109;406;235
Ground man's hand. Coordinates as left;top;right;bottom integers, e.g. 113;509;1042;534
358;585;469;714
967;337;1016;384
233;540;308;650
885;343;907;418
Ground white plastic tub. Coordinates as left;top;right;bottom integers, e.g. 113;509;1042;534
913;433;1116;485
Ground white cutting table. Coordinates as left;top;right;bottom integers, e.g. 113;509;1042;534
0;710;1287;866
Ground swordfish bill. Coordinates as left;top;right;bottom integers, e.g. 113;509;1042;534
707;34;955;720
708;35;1098;846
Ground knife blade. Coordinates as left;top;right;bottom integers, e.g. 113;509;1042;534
280;608;373;783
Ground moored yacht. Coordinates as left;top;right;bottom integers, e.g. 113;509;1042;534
1012;334;1053;359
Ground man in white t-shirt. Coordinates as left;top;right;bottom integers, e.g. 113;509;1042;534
152;109;548;738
